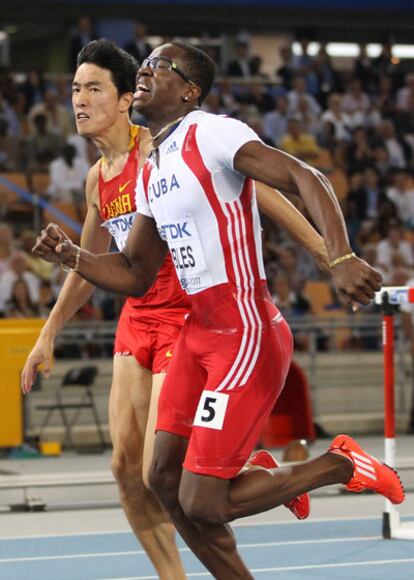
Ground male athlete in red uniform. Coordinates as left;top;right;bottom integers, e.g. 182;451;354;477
23;40;337;576
21;40;187;580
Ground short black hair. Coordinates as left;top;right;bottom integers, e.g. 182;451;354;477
170;41;216;104
76;39;138;95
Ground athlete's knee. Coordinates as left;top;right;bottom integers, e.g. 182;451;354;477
148;458;180;508
179;488;228;525
111;448;143;488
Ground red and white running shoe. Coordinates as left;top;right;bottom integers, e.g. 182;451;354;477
249;450;311;520
328;434;405;504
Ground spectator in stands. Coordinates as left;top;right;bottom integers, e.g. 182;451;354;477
0;67;19;108
0;116;21;170
263;94;290;146
249;55;268;79
314;43;342;105
317;120;340;165
23;112;63;173
239;81;275;114
320;93;352;143
342;196;361;249
374;74;396;119
68;16;97;72
276;44;294;90
396;90;414;138
54;76;74;113
227;35;254;78
346;126;375;173
0;251;40;317
374;196;399;240
386;168;414;228
276;245;307;294
353;44;376;92
376;119;410;169
271;273;310;316
295;95;320;137
341;78;371;125
6;277;39;318
372;144;391;182
280;117;320;163
19;68;46;114
241;108;274;146
372;41;398;82
0;89;21;138
124;20;153;63
396;72;414;112
202;91;227;115
213;79;240;116
0;224;15;275
348;165;388;223
287;74;321;118
28;88;75;138
290;37;318;96
47;142;90;219
376;219;414;283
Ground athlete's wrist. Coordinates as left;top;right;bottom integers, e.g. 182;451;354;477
60;244;81;273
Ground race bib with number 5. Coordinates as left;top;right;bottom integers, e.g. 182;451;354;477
193;391;229;430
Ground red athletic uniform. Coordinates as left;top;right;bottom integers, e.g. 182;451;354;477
99;125;190;373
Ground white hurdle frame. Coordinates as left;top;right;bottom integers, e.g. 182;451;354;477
375;286;414;539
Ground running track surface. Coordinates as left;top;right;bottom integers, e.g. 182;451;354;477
1;515;414;579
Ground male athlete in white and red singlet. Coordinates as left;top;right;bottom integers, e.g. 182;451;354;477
33;42;403;579
137;110;294;479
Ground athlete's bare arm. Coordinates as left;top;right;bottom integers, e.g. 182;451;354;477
235;142;382;304
255;182;329;270
21;163;111;392
33;213;167;298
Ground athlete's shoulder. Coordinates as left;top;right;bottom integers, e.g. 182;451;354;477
131;124;150;145
131;124;152;162
85;160;100;206
188;110;244;133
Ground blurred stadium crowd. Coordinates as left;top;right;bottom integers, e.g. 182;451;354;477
1;17;414;351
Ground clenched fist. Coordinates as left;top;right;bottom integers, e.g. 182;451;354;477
32;223;79;269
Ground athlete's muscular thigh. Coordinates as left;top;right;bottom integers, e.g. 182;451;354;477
109;355;152;466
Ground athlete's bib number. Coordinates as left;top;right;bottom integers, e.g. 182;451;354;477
193;391;229;430
159;217;212;292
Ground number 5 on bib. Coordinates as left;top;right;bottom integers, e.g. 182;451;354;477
193;391;229;430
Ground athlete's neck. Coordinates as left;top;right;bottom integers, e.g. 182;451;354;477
94;123;134;167
148;108;195;149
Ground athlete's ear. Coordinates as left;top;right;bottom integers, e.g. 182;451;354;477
181;84;201;105
119;92;134;113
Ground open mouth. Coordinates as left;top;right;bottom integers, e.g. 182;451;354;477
76;113;90;122
135;83;151;98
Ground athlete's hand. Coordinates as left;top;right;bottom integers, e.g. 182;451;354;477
32;223;77;266
331;256;382;306
21;336;54;394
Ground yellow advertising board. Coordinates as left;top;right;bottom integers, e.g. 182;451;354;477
0;318;44;447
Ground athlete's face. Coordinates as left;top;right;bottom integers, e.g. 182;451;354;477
133;44;199;118
72;63;132;138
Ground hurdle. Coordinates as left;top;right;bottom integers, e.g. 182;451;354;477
375;286;414;539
